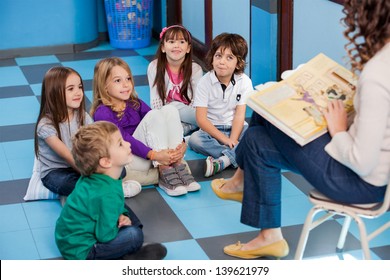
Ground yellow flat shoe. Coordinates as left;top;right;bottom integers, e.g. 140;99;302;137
211;178;243;202
223;239;289;259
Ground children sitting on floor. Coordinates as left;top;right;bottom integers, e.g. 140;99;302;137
188;33;253;177
55;121;167;260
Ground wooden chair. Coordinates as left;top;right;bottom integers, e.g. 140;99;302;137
295;180;390;260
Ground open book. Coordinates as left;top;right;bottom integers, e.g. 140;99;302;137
247;53;357;146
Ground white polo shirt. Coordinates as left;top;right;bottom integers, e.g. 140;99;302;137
193;70;253;126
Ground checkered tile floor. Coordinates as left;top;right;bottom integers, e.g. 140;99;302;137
1;41;389;260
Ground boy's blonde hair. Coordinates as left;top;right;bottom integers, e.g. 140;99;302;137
72;121;119;176
90;57;140;118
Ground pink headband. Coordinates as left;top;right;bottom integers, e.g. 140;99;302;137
159;25;192;43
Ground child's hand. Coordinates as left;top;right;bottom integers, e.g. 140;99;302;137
155;149;174;165
175;142;187;159
225;138;239;149
118;214;132;228
168;148;182;163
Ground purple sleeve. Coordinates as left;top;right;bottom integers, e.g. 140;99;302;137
93;105;152;159
139;99;152;119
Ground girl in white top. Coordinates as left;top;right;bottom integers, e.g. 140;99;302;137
147;25;203;136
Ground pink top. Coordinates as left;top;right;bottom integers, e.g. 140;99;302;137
166;66;189;105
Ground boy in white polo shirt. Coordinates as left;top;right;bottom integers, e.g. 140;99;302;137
188;33;253;177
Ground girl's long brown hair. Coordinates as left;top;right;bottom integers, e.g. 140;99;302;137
34;67;86;157
153;25;194;105
343;0;390;73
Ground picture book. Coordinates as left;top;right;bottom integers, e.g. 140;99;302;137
247;53;357;146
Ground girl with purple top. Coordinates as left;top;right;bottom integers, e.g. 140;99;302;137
90;57;200;196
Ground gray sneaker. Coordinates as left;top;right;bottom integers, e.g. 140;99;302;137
175;163;201;192
158;167;188;196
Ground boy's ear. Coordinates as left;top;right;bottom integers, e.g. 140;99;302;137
99;157;112;169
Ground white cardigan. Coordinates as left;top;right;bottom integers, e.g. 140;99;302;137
325;42;390;186
147;59;203;109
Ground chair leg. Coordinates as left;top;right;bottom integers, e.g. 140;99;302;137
354;215;371;260
294;207;319;260
336;216;352;252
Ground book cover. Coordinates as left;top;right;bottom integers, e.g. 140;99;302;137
247;53;357;146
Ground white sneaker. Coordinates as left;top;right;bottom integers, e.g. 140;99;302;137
122;180;142;198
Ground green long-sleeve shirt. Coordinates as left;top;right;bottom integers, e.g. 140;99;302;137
55;173;127;260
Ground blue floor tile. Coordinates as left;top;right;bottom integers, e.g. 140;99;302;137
22;200;62;229
0;145;13;181
30;84;42;96
0;204;29;232
0;96;40;126
122;56;150;76
164;239;210;260
85;90;93;104
185;148;207;160
135;85;151;105
15;55;60;66
134;40;159;56
7;157;34;180
0;230;40;260
160;180;236;212
174;202;253;239
282;194;313;227
0;66;28;87
31;227;61;259
2;139;34;160
84;42;115;52
0;160;13;181
62;59;101;80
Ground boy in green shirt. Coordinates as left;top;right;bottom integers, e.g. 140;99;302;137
55;121;166;259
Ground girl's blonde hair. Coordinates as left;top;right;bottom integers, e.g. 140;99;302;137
34;66;86;157
90;57;140;118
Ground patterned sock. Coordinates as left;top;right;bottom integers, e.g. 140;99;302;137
218;155;231;170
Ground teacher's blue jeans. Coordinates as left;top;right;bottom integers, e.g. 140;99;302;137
237;112;386;229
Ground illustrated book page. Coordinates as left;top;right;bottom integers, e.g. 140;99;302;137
247;53;356;146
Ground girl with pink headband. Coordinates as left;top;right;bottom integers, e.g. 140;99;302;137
147;25;203;136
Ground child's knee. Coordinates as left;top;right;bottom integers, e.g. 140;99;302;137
188;131;201;150
128;226;144;248
162;104;180;119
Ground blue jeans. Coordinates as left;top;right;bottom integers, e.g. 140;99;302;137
188;125;248;167
237;112;386;229
86;205;144;260
41;168;80;196
42;168;127;196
